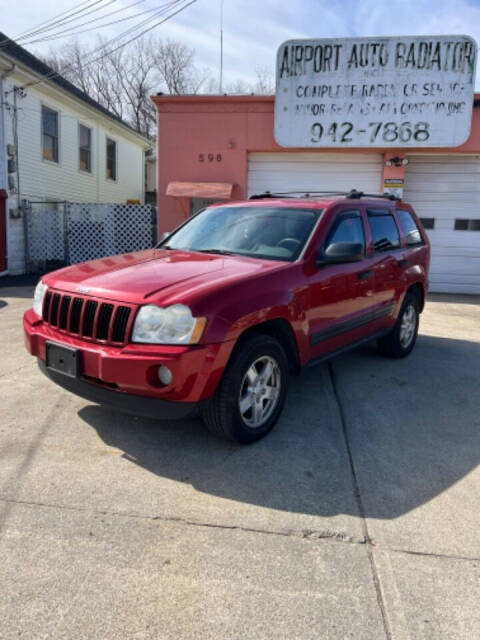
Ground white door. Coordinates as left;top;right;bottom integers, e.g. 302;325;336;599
247;152;383;198
404;156;480;294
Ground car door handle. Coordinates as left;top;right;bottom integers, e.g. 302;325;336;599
357;269;373;280
397;259;409;268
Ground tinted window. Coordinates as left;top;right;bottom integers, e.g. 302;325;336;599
161;206;322;261
367;210;400;252
326;213;365;252
397;209;423;245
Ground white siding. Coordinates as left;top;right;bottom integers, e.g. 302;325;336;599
2;74;148;273
404;155;480;294
247;152;383;196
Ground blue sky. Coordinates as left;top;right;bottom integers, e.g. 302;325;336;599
3;0;480;87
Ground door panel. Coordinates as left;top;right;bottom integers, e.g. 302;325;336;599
366;208;404;322
306;210;379;359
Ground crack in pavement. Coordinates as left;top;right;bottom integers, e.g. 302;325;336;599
2;494;479;565
327;362;393;640
386;546;480;563
0;495;366;545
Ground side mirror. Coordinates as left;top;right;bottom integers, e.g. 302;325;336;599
316;242;364;267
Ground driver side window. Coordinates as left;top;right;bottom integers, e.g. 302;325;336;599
326;211;365;254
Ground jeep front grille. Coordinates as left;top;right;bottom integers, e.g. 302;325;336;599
42;291;135;346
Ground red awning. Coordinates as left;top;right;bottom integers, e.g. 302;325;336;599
166;181;234;199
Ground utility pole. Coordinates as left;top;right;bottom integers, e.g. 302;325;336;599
219;0;224;93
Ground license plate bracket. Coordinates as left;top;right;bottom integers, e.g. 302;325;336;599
45;342;80;378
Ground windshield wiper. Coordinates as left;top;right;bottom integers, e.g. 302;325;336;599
194;248;237;256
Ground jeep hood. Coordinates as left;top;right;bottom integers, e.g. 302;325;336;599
44;249;286;304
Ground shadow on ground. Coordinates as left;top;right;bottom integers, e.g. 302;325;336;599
427;292;480;305
0;274;39;299
79;332;480;521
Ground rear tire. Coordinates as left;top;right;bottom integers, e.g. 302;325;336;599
377;293;420;358
201;333;288;444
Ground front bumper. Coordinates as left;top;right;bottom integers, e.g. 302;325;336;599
24;309;235;407
37;359;200;419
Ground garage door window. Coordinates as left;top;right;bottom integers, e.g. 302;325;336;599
367;210;400;252
397;209;424;246
454;219;480;231
420;218;435;229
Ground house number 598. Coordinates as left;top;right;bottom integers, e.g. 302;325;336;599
199;153;222;162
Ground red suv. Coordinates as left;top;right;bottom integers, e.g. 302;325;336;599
24;191;430;443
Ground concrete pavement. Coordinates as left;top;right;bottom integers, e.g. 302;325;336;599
0;278;479;639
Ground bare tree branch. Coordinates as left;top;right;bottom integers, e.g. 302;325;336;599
39;35;209;139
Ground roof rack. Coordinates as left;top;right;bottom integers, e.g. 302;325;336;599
346;189;401;201
249;190;351;200
249;189;401;202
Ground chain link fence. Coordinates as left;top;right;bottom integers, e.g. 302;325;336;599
24;201;157;273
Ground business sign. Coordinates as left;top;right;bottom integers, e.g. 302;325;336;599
274;35;477;148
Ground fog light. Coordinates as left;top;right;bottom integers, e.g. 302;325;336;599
158;365;173;386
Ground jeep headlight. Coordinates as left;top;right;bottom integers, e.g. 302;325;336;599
132;304;206;344
33;280;48;317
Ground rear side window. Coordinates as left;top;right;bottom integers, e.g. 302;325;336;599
326;211;365;253
367;209;400;252
397;209;424;245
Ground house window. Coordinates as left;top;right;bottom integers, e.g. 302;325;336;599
42;106;58;163
106;138;117;180
79;124;91;172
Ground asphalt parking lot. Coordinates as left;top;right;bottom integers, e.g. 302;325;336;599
1;276;479;640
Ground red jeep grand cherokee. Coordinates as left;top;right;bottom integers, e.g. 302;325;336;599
24;191;430;443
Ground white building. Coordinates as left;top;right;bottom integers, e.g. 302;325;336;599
0;34;151;275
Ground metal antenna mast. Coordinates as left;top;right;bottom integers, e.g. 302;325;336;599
219;0;224;93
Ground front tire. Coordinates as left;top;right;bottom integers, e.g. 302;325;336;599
201;333;288;444
377;293;420;358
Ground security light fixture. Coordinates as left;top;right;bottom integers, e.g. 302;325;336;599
385;157;409;167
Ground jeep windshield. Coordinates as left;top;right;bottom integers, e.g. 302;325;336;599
158;206;322;261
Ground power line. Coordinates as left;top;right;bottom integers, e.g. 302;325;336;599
13;0;108;42
17;0;118;41
1;1;180;63
21;1;181;46
14;0;197;94
0;1;112;51
12;0;96;39
35;0;181;77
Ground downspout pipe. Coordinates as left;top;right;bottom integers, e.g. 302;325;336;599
0;62;16;276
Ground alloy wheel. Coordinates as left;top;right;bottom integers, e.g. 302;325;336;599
399;304;417;348
238;355;281;428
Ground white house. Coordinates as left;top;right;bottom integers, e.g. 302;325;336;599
0;33;151;275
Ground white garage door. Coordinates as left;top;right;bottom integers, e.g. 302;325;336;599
247;152;383;198
404;156;480;294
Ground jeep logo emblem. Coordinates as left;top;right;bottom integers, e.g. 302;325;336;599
77;286;91;294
